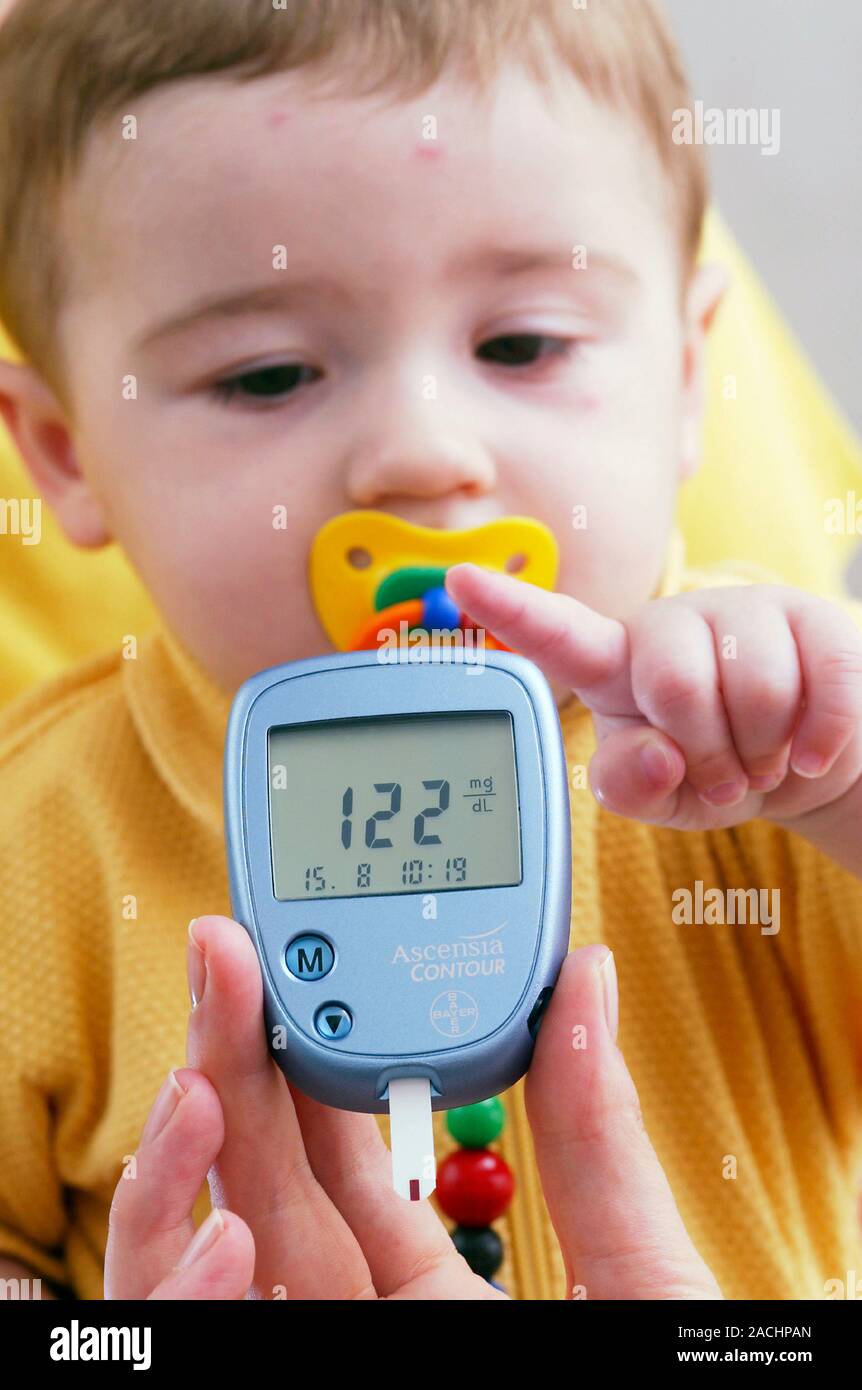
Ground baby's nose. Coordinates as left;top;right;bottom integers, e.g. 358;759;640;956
346;432;496;508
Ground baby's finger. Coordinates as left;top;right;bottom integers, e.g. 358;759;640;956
787;601;862;779
526;948;722;1300
445;564;636;716
589;725;686;823
709;602;800;790
148;1210;255;1301
630;602;749;807
105;1067;230;1299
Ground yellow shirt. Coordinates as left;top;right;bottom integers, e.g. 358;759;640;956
1;537;861;1300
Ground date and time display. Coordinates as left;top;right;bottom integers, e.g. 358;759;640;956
267;711;522;901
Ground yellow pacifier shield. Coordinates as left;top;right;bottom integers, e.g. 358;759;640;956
310;510;559;651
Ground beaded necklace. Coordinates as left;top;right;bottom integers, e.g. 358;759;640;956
438;1095;513;1291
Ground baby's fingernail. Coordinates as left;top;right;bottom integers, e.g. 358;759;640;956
187;918;207;1009
699;779;747;807
175;1208;225;1271
791;752;827;778
640;741;674;788
749;773;782;791
598;950;619;1044
140;1069;187;1146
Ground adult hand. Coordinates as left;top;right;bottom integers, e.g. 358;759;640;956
105;920;721;1300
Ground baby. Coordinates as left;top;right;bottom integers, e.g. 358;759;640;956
1;0;861;1301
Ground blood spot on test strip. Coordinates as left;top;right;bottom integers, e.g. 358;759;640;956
409;1179;420;1201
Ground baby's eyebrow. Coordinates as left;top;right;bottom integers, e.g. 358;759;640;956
134;245;636;353
447;242;638;287
133;278;356;353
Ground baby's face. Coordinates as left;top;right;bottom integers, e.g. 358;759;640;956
58;65;704;693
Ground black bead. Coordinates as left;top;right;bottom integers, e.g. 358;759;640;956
452;1224;504;1279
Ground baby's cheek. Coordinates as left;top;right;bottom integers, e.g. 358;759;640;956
574;390;602;416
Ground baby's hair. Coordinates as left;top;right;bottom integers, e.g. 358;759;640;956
0;0;706;408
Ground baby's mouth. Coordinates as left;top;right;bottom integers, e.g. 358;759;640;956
308;510;559;655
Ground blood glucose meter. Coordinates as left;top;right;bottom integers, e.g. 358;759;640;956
224;646;571;1199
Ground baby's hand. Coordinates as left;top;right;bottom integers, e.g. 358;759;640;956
446;568;862;831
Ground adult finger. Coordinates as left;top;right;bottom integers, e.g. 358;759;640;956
525;947;723;1300
292;1091;488;1298
105;1066;251;1299
186;915;374;1300
191;918;494;1299
148;1209;255;1301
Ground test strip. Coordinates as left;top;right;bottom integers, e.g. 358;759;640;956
388;1077;436;1201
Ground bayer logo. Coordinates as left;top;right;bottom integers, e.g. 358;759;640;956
429;989;479;1037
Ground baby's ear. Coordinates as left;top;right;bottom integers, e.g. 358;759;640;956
0;358;112;548
678;262;730;482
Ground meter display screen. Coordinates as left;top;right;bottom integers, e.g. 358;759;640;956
267;711;522;901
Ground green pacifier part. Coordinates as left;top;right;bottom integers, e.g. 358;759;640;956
374;566;450;611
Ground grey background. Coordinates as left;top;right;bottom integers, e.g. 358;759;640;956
666;0;860;432
665;0;861;592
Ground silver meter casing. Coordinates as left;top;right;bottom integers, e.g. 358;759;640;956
224;648;572;1113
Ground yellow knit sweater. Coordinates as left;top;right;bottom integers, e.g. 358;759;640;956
1;537;861;1300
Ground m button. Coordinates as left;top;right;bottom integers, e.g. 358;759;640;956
285;934;334;981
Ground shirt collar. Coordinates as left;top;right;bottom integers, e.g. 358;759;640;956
123;620;233;836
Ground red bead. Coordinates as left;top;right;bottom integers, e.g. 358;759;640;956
436;1148;514;1225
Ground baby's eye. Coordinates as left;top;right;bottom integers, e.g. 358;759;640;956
476;334;575;368
212;362;322;405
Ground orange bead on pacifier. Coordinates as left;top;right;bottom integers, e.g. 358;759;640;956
308;511;559;654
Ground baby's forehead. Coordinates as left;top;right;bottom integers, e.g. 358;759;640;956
63;67;674;315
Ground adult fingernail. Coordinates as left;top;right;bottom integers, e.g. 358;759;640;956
187;918;207;1009
140;1069;187;1146
175;1208;225;1271
599;950;619;1044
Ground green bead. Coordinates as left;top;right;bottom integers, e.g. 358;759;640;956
446;1097;505;1147
375;566;449;611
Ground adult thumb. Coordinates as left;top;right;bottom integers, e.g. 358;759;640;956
525;945;723;1300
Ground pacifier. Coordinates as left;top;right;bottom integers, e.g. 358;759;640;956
309;510;559;653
